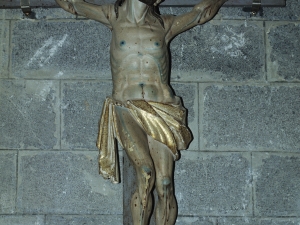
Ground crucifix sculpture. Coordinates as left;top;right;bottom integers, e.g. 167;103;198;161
56;0;227;224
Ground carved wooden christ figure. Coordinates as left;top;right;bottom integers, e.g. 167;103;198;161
56;0;227;224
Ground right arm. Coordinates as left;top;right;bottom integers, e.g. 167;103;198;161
55;0;112;28
164;0;227;43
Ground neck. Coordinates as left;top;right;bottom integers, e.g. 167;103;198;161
126;0;149;23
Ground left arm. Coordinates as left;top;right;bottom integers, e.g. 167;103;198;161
164;0;228;43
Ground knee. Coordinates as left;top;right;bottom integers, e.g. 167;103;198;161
138;165;155;187
162;177;171;186
141;165;152;175
157;176;173;198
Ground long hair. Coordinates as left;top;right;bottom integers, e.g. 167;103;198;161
114;0;165;29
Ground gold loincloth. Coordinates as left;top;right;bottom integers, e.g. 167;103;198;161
96;97;192;183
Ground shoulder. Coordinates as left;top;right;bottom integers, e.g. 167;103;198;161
160;14;175;31
101;4;116;21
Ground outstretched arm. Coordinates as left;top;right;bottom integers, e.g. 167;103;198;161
164;0;228;43
55;0;112;28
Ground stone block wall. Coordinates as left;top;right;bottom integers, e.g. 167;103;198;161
0;1;299;224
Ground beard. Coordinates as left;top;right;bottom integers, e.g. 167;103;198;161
138;0;157;5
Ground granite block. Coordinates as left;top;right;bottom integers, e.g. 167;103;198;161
4;8;77;20
0;215;44;225
253;153;300;216
266;22;300;81
61;81;112;150
170;20;264;82
175;151;252;216
0;151;17;214
46;215;122;225
17;151;122;214
218;6;255;20
218;217;259;225
172;82;198;150
202;85;300;151
159;7;191;16
262;0;300;21
11;20;111;79
0;80;59;149
0;20;9;78
260;218;300;225
176;217;215;225
161;5;248;21
218;217;300;225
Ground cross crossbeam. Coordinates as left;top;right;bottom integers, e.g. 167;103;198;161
0;0;286;9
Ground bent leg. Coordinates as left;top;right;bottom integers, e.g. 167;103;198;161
114;106;155;225
148;136;177;225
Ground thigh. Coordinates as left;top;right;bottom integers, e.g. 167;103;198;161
148;136;174;179
114;105;153;167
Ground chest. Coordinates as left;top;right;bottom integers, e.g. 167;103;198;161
111;22;167;54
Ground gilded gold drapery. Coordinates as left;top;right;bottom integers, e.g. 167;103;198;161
96;98;192;183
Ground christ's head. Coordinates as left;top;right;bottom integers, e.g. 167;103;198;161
114;0;165;28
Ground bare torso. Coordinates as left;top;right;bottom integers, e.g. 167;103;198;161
109;5;177;104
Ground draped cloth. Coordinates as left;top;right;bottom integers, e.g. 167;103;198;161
96;97;192;183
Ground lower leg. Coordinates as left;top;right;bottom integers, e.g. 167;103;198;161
147;136;178;225
155;177;177;225
131;166;155;225
131;190;153;225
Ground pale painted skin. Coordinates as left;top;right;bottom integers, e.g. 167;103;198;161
56;0;227;224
